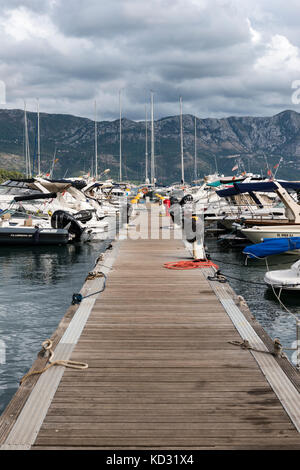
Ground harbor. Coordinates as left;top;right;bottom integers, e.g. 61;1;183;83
0;204;300;450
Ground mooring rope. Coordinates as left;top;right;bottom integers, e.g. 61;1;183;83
72;272;107;304
20;339;88;385
207;270;267;286
228;338;285;358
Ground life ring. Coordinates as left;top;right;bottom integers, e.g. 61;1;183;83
142;187;148;194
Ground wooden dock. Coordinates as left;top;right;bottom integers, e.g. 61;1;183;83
1;205;300;450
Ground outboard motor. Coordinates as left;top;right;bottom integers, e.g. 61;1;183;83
179;194;193;206
51;210;85;242
182;214;198;243
169;196;180;224
73;210;93;224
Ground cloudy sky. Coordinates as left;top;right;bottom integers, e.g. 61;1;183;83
0;0;300;121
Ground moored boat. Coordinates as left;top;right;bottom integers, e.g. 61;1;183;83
264;260;300;291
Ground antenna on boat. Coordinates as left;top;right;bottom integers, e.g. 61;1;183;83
180;96;184;184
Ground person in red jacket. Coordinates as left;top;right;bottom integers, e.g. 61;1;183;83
163;198;171;216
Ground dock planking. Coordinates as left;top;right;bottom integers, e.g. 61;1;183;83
1;205;300;450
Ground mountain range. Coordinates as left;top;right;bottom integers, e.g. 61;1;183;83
0;108;299;184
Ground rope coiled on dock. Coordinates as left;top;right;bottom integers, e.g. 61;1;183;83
19;339;88;385
163;259;219;270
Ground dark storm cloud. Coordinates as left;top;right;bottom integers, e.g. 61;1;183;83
0;0;300;120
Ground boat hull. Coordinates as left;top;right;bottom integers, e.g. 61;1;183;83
264;270;300;291
241;225;300;245
0;227;69;245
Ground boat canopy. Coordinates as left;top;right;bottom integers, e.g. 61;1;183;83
216;181;300;198
48;179;87;190
14;192;58;202
243;237;300;259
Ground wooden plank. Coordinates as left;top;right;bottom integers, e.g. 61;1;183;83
32;437;300;447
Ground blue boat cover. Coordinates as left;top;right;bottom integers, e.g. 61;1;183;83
216;181;300;197
243;237;300;259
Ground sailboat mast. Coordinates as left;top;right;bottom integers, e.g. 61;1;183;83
180;96;184;184
24;101;31;178
37;99;40;175
119;90;122;182
150;91;155;186
145;104;148;183
24;102;27;177
94;100;98;180
50;147;57;178
194;115;197;181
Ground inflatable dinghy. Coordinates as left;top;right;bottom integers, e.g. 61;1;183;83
264;260;300;291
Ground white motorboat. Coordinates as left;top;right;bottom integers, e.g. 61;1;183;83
0;209;70;245
264;260;300;291
241;225;300;244
216;180;300;242
0;176;132;243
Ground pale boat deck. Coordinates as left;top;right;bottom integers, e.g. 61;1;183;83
1;206;300;450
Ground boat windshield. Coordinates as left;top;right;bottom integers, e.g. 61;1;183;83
0;181;40;196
